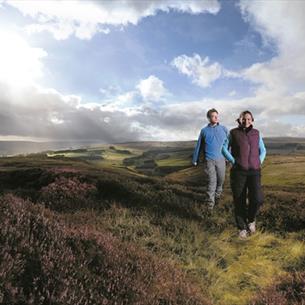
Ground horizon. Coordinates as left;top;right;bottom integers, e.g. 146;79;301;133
2;135;305;144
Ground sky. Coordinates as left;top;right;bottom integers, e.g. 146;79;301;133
0;0;305;143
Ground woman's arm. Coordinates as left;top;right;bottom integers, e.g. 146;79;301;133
259;135;266;164
222;133;235;164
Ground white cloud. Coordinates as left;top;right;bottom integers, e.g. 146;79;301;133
136;75;168;102
25;19;110;40
100;90;140;112
239;0;305;95
171;53;237;88
5;0;220;40
117;90;138;104
98;75;169;111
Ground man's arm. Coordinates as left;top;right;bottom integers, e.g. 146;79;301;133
222;133;235;164
192;130;204;165
259;135;266;164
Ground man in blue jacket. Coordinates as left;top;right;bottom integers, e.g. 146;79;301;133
192;108;229;209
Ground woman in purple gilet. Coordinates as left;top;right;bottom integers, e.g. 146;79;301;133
222;110;266;239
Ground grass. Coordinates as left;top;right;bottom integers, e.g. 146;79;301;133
156;157;191;167
48;144;145;170
262;155;305;186
60;194;305;305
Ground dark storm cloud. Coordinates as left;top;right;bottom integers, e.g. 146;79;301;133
0;82;144;142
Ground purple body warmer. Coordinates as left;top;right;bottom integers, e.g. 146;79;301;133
230;126;260;170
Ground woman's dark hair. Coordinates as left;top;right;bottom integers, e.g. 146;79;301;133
236;110;254;125
206;108;218;118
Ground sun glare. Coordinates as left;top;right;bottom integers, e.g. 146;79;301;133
0;29;47;86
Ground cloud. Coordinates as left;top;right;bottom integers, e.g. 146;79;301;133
1;74;305;144
0;81;147;142
98;75;169;111
1;0;305;143
239;0;305;94
171;53;239;88
136;75;168;102
170;0;305;125
5;0;220;40
214;0;305;138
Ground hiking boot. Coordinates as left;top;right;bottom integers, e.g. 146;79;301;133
239;229;248;239
248;221;256;234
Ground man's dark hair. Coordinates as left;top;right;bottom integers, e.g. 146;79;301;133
206;108;218;118
236;110;254;124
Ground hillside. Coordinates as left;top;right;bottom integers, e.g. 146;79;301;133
0;144;305;305
2;137;305;156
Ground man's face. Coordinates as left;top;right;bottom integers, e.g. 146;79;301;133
209;112;219;124
241;113;253;128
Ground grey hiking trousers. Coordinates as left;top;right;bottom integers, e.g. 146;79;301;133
203;158;226;206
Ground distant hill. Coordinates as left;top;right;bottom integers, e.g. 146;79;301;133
0;140;106;156
263;137;305;154
264;137;305;143
1;137;305;156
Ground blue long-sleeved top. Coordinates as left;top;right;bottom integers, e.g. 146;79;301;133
222;133;266;165
192;123;229;164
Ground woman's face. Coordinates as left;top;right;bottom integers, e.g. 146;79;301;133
241;113;253;128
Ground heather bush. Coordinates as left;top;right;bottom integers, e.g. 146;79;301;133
0;167;54;200
39;176;97;211
0;194;85;305
0;165;208;221
250;271;305;305
258;191;305;234
0;193;208;305
95;176;209;222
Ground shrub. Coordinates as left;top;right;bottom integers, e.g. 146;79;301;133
0;194;83;304
0;193;209;305
39;176;97;211
259;191;305;233
250;271;305;305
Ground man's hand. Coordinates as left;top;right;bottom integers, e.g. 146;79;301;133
225;159;235;167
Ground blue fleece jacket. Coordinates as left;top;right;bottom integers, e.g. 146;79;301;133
192;123;229;164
